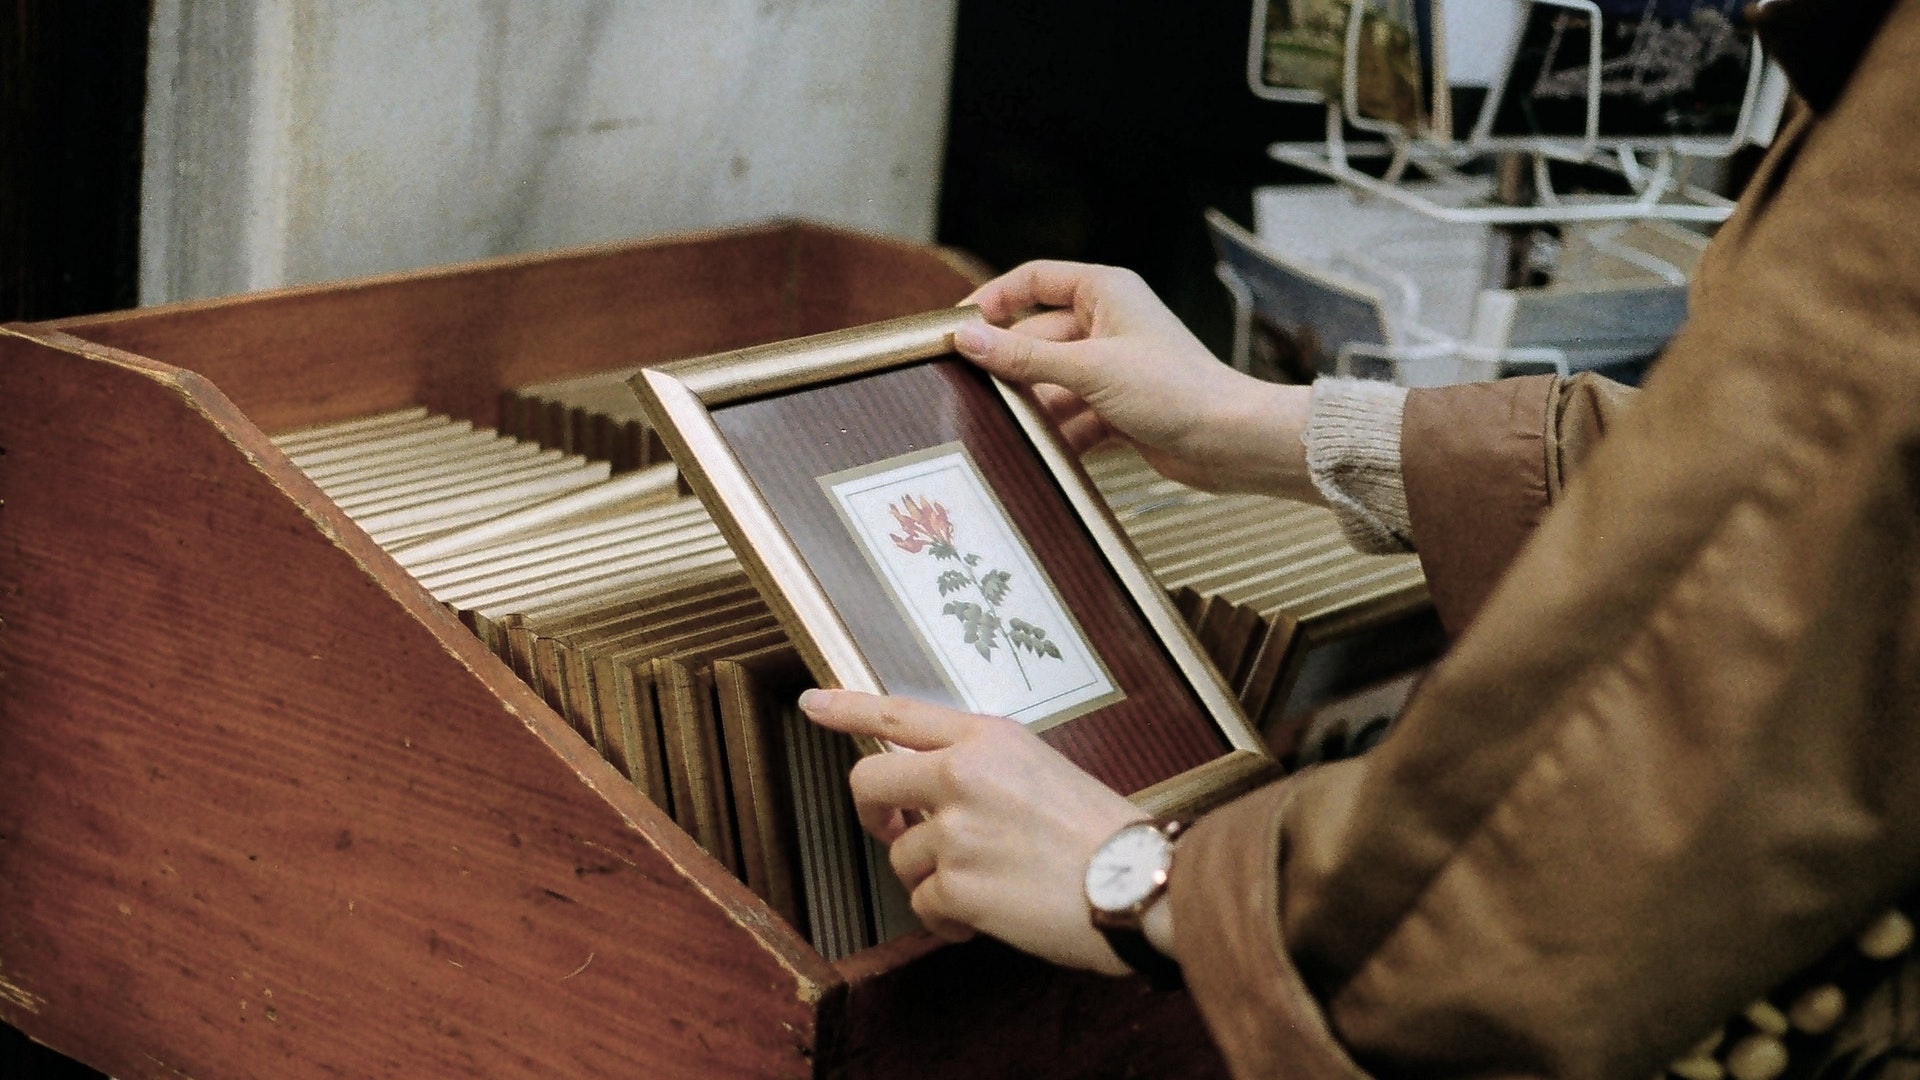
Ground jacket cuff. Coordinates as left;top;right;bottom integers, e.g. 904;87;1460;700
1169;780;1371;1080
1399;376;1555;636
1303;378;1415;555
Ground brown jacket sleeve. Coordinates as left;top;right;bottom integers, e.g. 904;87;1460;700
1170;1;1920;1075
1398;372;1637;636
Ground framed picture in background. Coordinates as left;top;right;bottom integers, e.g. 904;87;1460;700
1249;0;1449;135
1476;0;1762;150
630;308;1276;816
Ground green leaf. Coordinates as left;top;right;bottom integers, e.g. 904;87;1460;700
931;541;960;562
964;553;981;566
936;570;969;596
1007;618;1063;661
943;601;999;659
979;569;1011;606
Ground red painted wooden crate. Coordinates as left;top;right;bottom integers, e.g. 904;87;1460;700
0;222;1226;1079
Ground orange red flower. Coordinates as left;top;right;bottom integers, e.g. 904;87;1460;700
888;495;954;554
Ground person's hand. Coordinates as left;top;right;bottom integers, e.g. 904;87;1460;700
798;687;1148;975
956;260;1319;503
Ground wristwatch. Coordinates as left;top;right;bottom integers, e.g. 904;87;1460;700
1085;818;1187;990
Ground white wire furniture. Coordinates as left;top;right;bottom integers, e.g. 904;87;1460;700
1207;206;1567;387
1210;195;1703;387
1246;0;1785;226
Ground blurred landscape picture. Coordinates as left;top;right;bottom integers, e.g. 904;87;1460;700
1261;0;1430;129
1488;0;1755;142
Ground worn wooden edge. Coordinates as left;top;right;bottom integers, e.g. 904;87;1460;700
790;226;993;338
30;231;802;434
23;221;985;441
0;327;848;1077
35;221;804;334
38;219;986;354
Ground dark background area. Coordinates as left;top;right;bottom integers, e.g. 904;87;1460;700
0;0;1316;1073
1;0;149;324
936;0;1326;356
4;3;147;1076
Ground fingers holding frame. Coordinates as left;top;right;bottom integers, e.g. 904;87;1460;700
1009;307;1084;343
799;688;976;751
800;687;1145;972
909;874;978;942
846;751;943;841
961;259;1148;325
802;689;986;843
887;816;939;891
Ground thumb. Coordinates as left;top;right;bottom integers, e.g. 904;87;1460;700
953;320;1085;392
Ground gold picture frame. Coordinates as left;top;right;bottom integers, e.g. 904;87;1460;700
630;307;1276;817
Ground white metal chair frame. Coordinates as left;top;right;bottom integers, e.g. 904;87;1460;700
1209;209;1571;386
1248;0;1772;226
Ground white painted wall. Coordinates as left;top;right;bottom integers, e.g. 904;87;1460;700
140;0;958;304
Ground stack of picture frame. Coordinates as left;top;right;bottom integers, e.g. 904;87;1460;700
263;307;1440;964
4;222;1273;1080
502;367;665;474
273;408;627;548
272;407;912;958
1083;444;1438;750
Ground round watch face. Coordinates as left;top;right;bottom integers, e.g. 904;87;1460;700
1085;822;1173;914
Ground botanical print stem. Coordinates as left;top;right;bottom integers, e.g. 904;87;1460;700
886;494;1062;692
821;443;1122;730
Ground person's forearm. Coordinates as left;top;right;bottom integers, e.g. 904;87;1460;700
1188;379;1320;503
1183;373;1419;556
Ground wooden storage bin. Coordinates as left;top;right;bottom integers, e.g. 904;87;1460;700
0;222;1228;1079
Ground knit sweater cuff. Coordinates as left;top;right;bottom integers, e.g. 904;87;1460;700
1302;378;1415;554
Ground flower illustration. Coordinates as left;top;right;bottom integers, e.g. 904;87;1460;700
888;494;955;557
885;494;1062;689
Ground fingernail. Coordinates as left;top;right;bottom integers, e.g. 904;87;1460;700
953;322;990;358
798;688;828;712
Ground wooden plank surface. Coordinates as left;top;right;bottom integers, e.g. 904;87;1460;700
41;223;978;437
792;226;991;336
41;226;796;435
0;329;834;1079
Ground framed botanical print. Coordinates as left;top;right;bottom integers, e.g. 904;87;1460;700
629;307;1276;816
